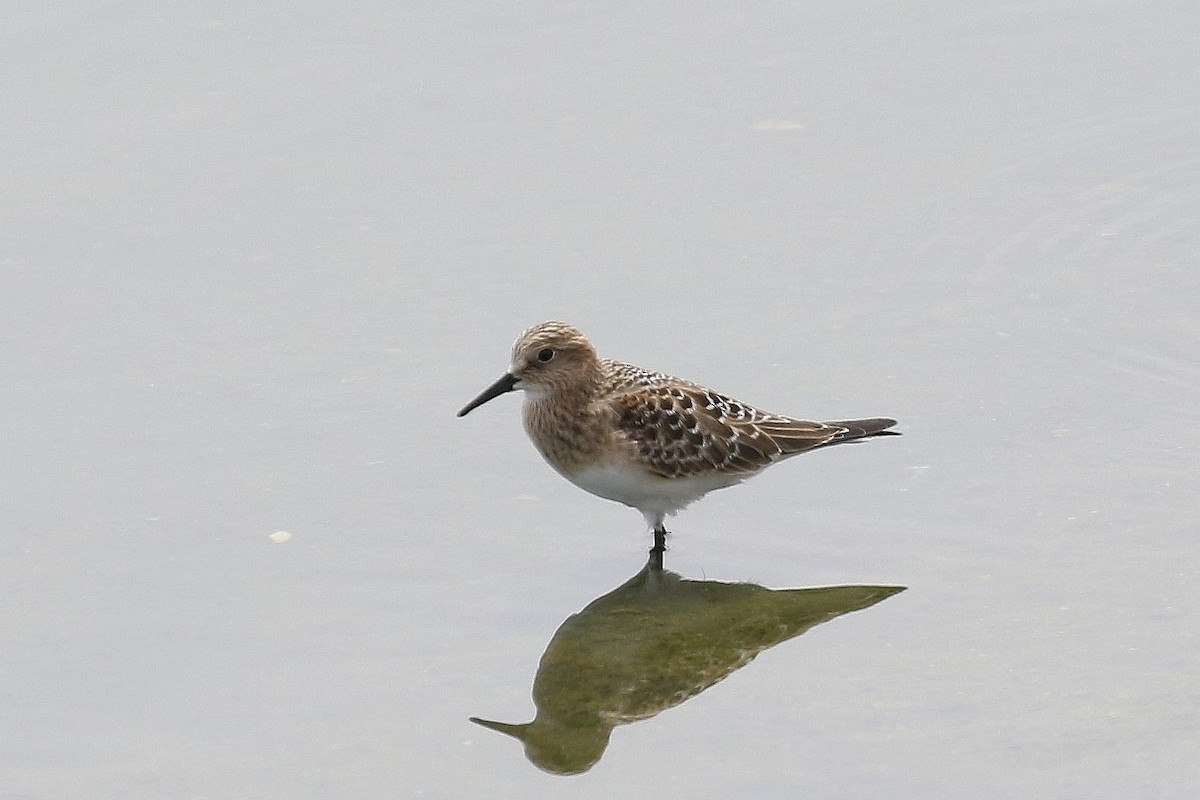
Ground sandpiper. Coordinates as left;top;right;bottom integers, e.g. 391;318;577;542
458;321;899;558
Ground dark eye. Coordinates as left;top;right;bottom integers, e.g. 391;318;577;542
536;348;555;363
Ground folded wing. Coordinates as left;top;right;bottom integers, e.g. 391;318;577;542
613;385;897;479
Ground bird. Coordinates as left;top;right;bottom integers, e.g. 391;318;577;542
457;321;898;558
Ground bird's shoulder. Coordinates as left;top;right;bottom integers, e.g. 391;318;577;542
598;359;701;394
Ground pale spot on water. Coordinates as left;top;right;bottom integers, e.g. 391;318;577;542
753;119;806;131
268;530;292;543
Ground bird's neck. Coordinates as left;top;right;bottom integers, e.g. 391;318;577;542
521;375;608;474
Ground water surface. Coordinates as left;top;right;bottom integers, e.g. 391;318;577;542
2;2;1197;798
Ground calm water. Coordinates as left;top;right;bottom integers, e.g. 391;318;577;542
3;2;1197;798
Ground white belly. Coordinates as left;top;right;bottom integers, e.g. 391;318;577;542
566;461;746;519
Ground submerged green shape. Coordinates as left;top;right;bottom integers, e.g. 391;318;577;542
471;558;904;775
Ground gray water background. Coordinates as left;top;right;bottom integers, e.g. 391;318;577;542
2;2;1198;797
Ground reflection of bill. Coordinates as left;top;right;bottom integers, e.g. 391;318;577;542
471;557;904;775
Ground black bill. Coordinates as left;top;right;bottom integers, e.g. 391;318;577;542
457;372;519;417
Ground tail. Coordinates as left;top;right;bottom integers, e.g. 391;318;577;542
821;417;900;446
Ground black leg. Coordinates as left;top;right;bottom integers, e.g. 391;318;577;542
649;525;667;571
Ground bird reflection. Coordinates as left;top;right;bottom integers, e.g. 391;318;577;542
471;556;904;775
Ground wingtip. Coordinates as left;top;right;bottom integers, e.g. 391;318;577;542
842;417;900;437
